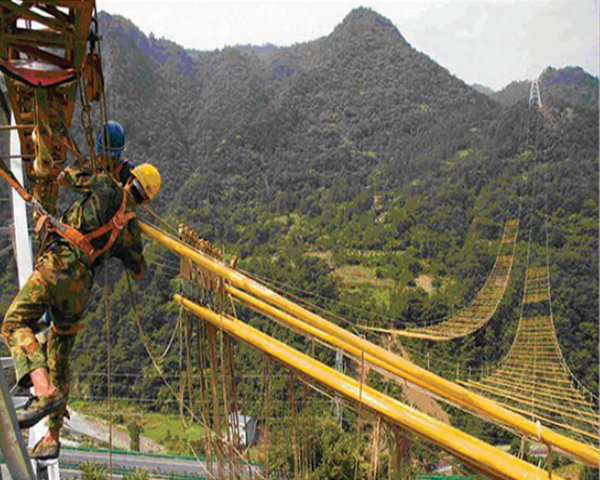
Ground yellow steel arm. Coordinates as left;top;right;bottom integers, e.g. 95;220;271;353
141;221;599;468
175;294;564;480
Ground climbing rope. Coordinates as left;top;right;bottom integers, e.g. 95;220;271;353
126;272;265;479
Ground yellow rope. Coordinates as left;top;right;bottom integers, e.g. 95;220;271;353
463;381;599;426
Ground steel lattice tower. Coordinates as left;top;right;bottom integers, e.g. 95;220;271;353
529;78;542;109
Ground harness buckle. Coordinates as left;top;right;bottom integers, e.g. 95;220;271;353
113;214;127;230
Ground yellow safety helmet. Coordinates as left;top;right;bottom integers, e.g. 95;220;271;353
131;163;161;202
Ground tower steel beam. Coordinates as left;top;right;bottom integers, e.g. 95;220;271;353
0;360;36;480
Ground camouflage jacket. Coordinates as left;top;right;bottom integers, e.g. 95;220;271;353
49;166;146;279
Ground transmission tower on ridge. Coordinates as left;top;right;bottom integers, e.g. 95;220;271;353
529;77;542;109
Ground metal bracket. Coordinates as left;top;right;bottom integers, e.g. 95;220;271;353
0;360;36;479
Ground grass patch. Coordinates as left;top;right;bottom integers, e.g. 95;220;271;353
70;400;207;455
555;463;585;480
331;265;395;289
142;412;206;453
371;287;392;310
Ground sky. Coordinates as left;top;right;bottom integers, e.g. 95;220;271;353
97;0;599;91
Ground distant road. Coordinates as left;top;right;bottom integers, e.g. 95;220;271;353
58;449;259;479
49;468;124;480
64;411;165;454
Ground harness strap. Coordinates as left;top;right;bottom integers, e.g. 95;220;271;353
84;193;136;263
51;322;85;336
41;192;136;265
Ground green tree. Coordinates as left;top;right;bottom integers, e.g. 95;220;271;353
128;420;143;452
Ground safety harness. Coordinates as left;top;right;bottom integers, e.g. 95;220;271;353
37;192;136;266
32;192;136;337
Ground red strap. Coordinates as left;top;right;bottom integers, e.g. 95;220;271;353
37;215;94;258
85;193;129;241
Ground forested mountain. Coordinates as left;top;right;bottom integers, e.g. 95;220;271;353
95;7;498;218
493;80;529;107
0;6;597;468
542;66;599;109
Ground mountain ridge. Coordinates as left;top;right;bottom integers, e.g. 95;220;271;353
96;7;500;212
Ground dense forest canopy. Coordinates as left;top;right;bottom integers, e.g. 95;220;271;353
0;6;597;468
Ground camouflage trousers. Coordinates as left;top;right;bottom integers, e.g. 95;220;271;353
1;245;93;430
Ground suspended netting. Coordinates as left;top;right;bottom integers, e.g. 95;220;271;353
460;265;599;445
459;98;599;446
367;218;519;341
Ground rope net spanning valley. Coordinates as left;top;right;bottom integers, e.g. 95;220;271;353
457;112;599;446
460;265;599;444
370;218;519;341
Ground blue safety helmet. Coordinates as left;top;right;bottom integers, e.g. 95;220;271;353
96;120;126;156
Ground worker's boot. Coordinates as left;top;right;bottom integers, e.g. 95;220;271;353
17;392;65;429
30;436;60;460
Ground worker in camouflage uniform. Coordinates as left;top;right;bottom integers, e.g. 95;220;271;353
1;138;161;459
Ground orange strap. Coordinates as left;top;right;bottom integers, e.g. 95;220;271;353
1;157;33;204
43;192;136;265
